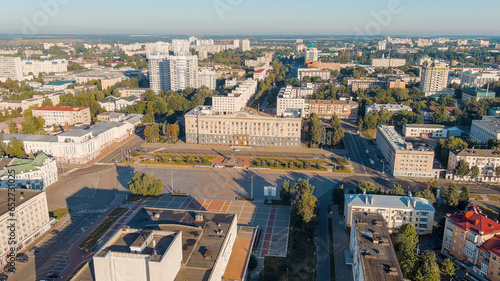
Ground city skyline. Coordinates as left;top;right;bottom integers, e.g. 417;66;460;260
2;0;500;36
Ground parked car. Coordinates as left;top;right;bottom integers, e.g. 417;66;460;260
29;246;39;254
46;273;59;278
50;230;59;235
15;253;28;263
3;266;15;274
0;273;8;280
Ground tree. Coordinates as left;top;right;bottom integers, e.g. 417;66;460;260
440;258;455;279
391;183;405;195
332;184;345;206
469;165;480;181
414;250;440;281
308;113;323;147
416;189;436;204
329;115;345;146
436;137;468;166
445;185;460;207
427;179;440;195
248;253;258;272
292;179;318;227
459;186;470;205
454;160;470;180
357;181;376;193
6;138;26;158
280;180;291;204
144;123;161;143
393;224;418;277
128;172;163;196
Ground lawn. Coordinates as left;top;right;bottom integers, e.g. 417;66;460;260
469;195;483;200
260;229;315;281
251;157;327;171
487;195;500;201
49;208;69;220
79;208;129;251
362;129;377;139
141;154;215;166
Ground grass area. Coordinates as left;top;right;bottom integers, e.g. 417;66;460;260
328;218;336;281
362;129;377;139
487;195;500;201
125;194;143;202
130;150;143;157
251;157;327;171
49;208;69;220
79;208;129;251
260;229;316;281
478;204;497;219
333;167;352;173
470;194;483;200
141;154;215;166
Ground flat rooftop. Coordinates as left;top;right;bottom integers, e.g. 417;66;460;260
404;124;445;129
346;193;435;212
378;126;433;152
454;148;500;158
353;213;404;281
0;189;43;215
473;117;500;133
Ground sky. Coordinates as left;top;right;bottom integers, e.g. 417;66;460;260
1;0;499;36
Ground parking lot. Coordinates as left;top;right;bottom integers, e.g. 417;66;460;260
144;195;291;257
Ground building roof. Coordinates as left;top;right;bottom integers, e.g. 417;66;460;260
472;117;500;133
421;106;456;113
306;99;358;106
223;226;254;281
46;81;74;86
479;236;500;257
58;122;125;138
404;124;446;129
447;205;500;235
378;125;433;152
453;148;500;158
6;153;50;175
367;104;412;111
346;193;435;212
33;106;88;112
353;213;405;281
0;189;44;215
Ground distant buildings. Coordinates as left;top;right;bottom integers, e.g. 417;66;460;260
0;153;58;190
402;124;448;138
98;96;139;112
347;78;385;92
212;79;258;115
458;69;500;86
470;117;500;143
371;58;406;68
305;46;319;62
115;88;149;100
74;69;128;89
297;68;331;82
462;87;495;102
350;213;404;281
305;61;341;72
32;106;91;126
241;39;251;52
22;59;67;76
420;106;456;121
306;100;358;119
448;149;500;182
365;104;412;116
197;68;216;90
0;92;62;112
345;191;435;234
471;40;490;47
0;190;50;267
0;56;24;82
442;205;500;267
172;39;190;56
420;62;449;95
148;54;199;93
377;125;439;178
185;106;302;147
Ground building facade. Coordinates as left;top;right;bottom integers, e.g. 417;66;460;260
297;69;331;81
420;62;449;94
305;47;319;62
348;78;385;92
185;106;302;147
365;104;412;116
470;118;500;143
448;149;500;182
0;153;58;190
377;125;438;178
212;79;258;115
22;59;67;76
0;56;23;82
32;106;91;126
371;58;406;68
241;39;251;52
402;124;448;138
462;87;496;102
148;55;199;92
99;96;139;112
115;88;148;100
198;68;216;90
306;100;358;119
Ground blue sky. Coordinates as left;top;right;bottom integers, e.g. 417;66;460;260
2;0;499;36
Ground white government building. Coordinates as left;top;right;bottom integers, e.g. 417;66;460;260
0;153;58;190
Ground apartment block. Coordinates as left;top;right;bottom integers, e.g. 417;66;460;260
148;54;199;93
185;106;302;147
22;59;67;76
371;58;406;68
365;104;412;116
305;47;319;62
0;56;23;82
32;106;91;126
448;149;500;182
350;213;404;281
420;62;449;95
345;192;435;235
0;153;58;190
470;117;500;143
297;68;331;81
198;68;216;90
306;100;358;119
0;92;62;112
241;39;251;52
253;69;267;81
442;205;500;267
348;78;385;92
402;124;448;138
115;88;149;100
0;190;50;266
212;79;258;115
377;125;438;178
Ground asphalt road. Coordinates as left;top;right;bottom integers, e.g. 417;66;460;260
99;134;145;163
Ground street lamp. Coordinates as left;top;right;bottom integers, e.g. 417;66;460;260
249;171;255;199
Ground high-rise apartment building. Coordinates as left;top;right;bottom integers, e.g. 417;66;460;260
420;62;449;95
172;39;190;56
198;68;217;90
148;55;199;92
22;59;67;76
241;39;251;52
0;56;23;82
305;46;319;62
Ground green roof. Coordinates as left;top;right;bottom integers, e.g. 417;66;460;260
8;153;49;174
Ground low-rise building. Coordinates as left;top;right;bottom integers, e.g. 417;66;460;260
32;106;91;126
442;205;500;266
350;213;404;281
462;87;496;102
372;58;406;68
98;96;139;112
402;124;448;138
348;78;385;92
0;153;58;190
470;117;500;143
115;88;149;100
297;68;331;81
74;69;128;89
185;106;302;147
212;79;258;115
253;69;267;81
448;149;500;182
345;191;435;235
0;117;24;134
386;78;407;89
365;104;412;116
306;100;358;119
0;190;50;266
377;125;439;178
420;106;456;121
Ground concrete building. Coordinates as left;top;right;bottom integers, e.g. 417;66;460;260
462;87;496;102
377;125;438;178
348;78;385;92
22;59;67;76
350;213;404;281
241;39;251;52
115;88;149;100
488;107;500;117
420;62;449;95
0;153;58;190
74;69;128;90
245;57;270;71
305;61;341;72
2;116;142;164
306;100;358;119
476;236;500;279
185;106;302;147
0;56;24;82
345;192;435;234
470;117;500;143
471;40;490;47
198;68;216;90
420;106;456;121
99;96;139;112
442;205;500;267
0;190;50;266
148;55;199;93
0;92;62;112
0;117;24;134
305;46;319;62
371;58;406;68
297;68;331;81
365;104;412;116
386;78;407;89
448;149;500;182
32;106;91;126
253;69;267;81
212;79;258;115
458;69;500;86
402;124;448;138
276;85;313;117
172;39;190;56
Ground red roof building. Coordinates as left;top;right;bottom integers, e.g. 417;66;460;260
477;236;500;279
442;205;500;267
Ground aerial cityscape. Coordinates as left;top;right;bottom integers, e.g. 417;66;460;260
1;1;500;281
